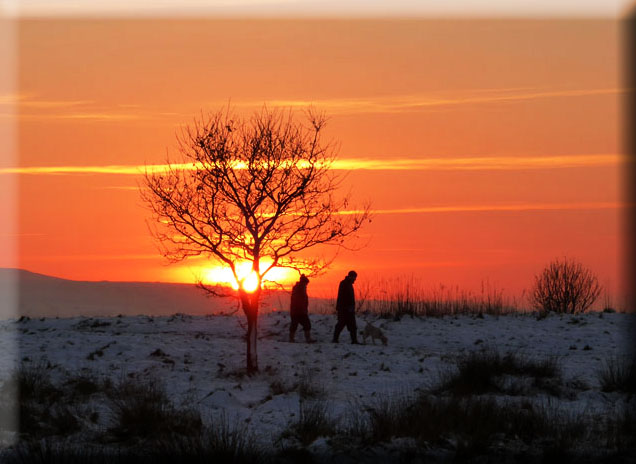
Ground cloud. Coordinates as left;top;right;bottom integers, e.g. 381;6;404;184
28;254;160;261
0;153;622;176
0;94;93;109
340;201;625;216
236;88;623;115
0;94;155;122
43;113;142;121
99;186;143;191
3;87;620;123
0;165;148;175
332;154;622;171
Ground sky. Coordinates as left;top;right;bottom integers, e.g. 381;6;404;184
0;17;626;306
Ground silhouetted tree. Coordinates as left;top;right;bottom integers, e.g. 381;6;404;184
142;108;369;372
530;257;602;315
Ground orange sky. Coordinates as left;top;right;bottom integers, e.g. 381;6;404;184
0;19;625;306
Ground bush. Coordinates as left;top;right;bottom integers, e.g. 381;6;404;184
530;257;601;314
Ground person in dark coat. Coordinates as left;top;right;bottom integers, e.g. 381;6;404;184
289;275;315;343
332;270;359;344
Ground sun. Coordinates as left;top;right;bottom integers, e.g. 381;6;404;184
200;261;294;292
240;271;259;293
232;262;260;293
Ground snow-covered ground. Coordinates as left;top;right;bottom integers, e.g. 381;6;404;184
1;310;633;453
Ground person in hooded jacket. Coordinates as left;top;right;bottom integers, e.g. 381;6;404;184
289;275;315;343
332;270;359;344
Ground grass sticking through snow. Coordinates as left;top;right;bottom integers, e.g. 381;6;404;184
105;377;203;442
282;400;336;447
598;356;636;394
345;392;592;460
435;348;562;396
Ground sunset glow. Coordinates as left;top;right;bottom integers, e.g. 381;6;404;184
202;261;297;291
1;18;623;305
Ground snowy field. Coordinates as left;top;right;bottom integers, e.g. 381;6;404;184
1;310;635;462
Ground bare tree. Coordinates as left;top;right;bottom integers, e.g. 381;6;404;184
142;107;369;372
530;257;602;315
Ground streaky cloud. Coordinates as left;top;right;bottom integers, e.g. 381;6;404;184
247;88;623;114
13;112;143;122
0;94;162;122
340;201;626;215
0;94;93;108
0;153;622;176
0;165;148;175
29;254;160;261
0;163;193;175
99;186;144;191
332;154;622;171
53;113;142;121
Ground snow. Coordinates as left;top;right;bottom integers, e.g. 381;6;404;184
1;309;632;450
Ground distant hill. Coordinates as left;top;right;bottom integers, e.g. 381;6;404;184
0;269;294;318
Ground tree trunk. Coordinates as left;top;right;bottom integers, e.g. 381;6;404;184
246;307;258;373
240;289;259;373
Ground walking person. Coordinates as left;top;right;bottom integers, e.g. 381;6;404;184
332;270;359;344
289;275;315;343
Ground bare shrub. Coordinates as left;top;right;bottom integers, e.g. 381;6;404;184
531;257;602;315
